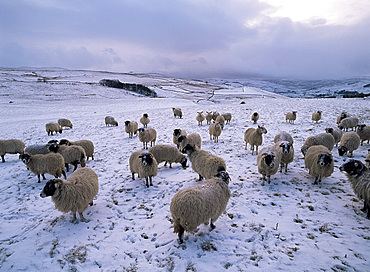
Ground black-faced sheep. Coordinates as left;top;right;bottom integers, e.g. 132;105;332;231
140;113;150;128
46;122;62;135
149;145;187;169
338;117;359;131
337;111;350;124
48;143;86;172
257;146;281;185
274;131;294;145
285;111;297;124
58;118;73;129
209;122;222;143
178;133;202;150
24;140;58;156
312;111;322;123
129;150;158;187
251;112;259;124
304;145;334;185
301;133;335;156
338;131;361;157
244;125;267;155
196;111;205;126
138;128;157;149
274;141;294;173
105;116;118;126
170;171;231;243
172;108;183;118
356;124;370;145
0;139;25;163
59;139;95;160
325;127;343;147
124;120;138;138
173;129;187;149
40;167;99;223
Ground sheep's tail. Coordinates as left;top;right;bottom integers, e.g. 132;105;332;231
173;218;182;233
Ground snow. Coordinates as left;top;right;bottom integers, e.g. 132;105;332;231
0;67;369;271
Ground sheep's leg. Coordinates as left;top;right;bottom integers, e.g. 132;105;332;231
285;164;288;173
210;219;216;231
65;163;69;172
149;176;153;186
169;162;172;168
198;174;203;181
280;163;283;173
42;174;46;180
164;161;168;167
62;170;67;179
1;155;4;163
314;177;319;185
145;177;149;188
79;212;89;223
250;145;254;155
37;174;41;183
71;212;78;223
72;163;78;172
267;176;271;184
178;225;185;244
132;173;135;180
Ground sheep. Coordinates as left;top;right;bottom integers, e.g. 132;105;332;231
337;111;350;124
251;112;259;124
59;139;94;160
140;113;150;128
285;111;297;124
138;128;157;149
221;113;232;124
338;131;361;157
301;133;335;156
356;124;370;145
196;111;205;126
23;140;58;156
244;125;267;155
58;118;73;129
105;116;118;126
124;120;138;138
312;111;322;123
304;145;334;185
182;144;226;181
129;150;158;187
209;122;222;143
173;129;187;149
0;139;25;163
338;117;359;131
325;127;343;147
48;143;86;172
40;167;99;223
365;149;370;168
205;111;213;125
274;141;294;173
257;146;282;185
20;153;66;183
339;159;370;218
215;115;225;127
274;131;294;145
170;171;231;243
149;144;187;169
178;133;202;150
212;111;220;121
45;122;62;135
172;108;183;118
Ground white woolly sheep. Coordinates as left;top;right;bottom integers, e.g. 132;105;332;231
129;150;158;187
58;118;73;129
59;139;94;160
212;111;220;121
215;115;225;127
20;153;66;183
221;113;232;124
140;113;150;128
257;146;282;185
178;133;202;150
182;144;226;181
149;144;187;169
274;141;294;173
325;127;343;147
46;122;62;135
138;128;157;149
196;111;205;126
338;117;359;131
285;111;297;124
173;129;187;149
205;111;213;125
312;111;322;123
105;116;118;126
340;159;370;218
251;112;259;124
125;120;138;138
304;145;334;184
40;167;98;223
48;143;86;172
172;108;183;118
209;122;222;143
274;131;294;145
301;133;335;156
338;131;361;157
365;149;370;168
337;111;350;124
0;139;25;163
356;124;370;145
244;125;267;155
170;171;231;243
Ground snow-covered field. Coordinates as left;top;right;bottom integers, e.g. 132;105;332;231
0;68;369;271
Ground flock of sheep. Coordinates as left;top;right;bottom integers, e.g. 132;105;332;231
0;107;370;243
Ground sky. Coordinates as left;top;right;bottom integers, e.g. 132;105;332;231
1;0;370;79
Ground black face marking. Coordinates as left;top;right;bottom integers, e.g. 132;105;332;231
181;144;193;154
20;153;31;164
48;143;59;153
318;153;332;166
338;146;347;156
279;142;291;154
216;171;231;184
40;179;60;198
143;113;148;118
138;128;144;133
325;128;333;134
264;154;275;167
140;153;153;166
340;159;365;176
357;124;366;131
173;129;181;136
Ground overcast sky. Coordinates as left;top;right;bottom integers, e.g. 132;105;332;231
1;0;370;79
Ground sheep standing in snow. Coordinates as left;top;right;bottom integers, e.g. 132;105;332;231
178;133;202;150
58;118;73;129
212;112;220;121
170;171;231;243
337;111;350;124
285;111;297;124
325;127;343;147
274;131;294;145
46;122;62;135
209;122;222;143
340;159;370;218
196;111;205;126
24;140;58;156
149;144;187;168
173;129;187;149
312;111;322;123
140;113;150;128
172;108;183;118
356;124;370;145
251;112;259;124
338;131;361;157
244;125;267;155
48;143;86;172
257;146;281;185
222;113;232;124
0;139;25;163
215;115;225;128
20;153;66;183
40;167;98;223
274;141;294;173
59;139;95;160
301;133;335;156
338;117;359;131
105;116;118;126
129;150;158;187
124;120;138;138
304;145;334;185
205;111;213;125
138;128;157;149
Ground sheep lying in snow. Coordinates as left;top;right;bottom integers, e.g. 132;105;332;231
105;116;118;126
312;111;322;123
138;128;157;149
129;150;158;187
274;131;294;145
251;112;259;124
304;145;334;185
338;131;360;157
196;111;205;126
257;146;281;185
170;171;231;243
172;108;183;118
173;129;187;149
301;133;335;156
209;122;222;143
48;143;86;172
149;145;187;169
356;124;370;145
140;113;150;128
46;122;62;135
20;153;66;183
244;125;267;155
0;139;25;163
59;139;94;160
222;113;232;124
205;111;213;125
285;111;297;123
58;118;72;129
40;167;98;223
338;117;359;131
274;141;294;173
178;133;202;150
124;120;138;138
325;127;343;147
340;159;370;218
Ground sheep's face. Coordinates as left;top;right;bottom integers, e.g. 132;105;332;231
339;159;366;176
125;121;130;127
216;171;231;184
59;139;70;146
279;142;292;154
318;153;332;166
181;144;194;155
325;128;333;134
338;146;347;156
301;147;308;156
40;179;63;198
20;153;31;164
357;124;366;131
258;126;267;134
263;154;275;167
177;135;185;143
143;113;148;118
139;153;153;166
48;143;60;153
180;157;188;169
173;129;181;136
138;128;145;134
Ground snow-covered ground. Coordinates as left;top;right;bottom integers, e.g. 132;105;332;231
0;68;369;271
